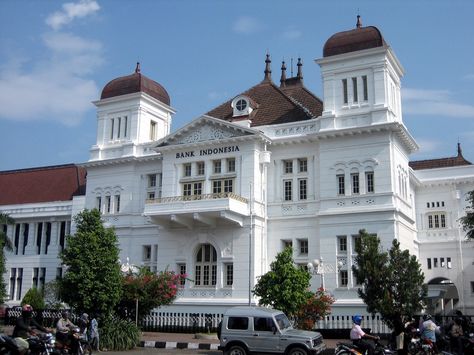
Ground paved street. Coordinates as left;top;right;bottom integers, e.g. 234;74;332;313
104;349;220;355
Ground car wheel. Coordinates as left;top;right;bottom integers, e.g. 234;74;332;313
224;344;248;355
287;347;309;355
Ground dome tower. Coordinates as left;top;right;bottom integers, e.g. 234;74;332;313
90;63;175;161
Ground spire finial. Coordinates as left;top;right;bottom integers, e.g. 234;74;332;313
296;57;303;82
280;60;287;88
457;142;463;156
135;62;141;74
264;53;272;81
356;14;362;29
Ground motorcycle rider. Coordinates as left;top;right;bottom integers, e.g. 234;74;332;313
420;314;439;353
56;310;79;352
350;315;380;355
12;304;47;354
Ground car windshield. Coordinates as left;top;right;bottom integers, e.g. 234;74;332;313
275;313;292;331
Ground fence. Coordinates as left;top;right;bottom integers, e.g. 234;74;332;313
4;308;80;328
141;311;224;333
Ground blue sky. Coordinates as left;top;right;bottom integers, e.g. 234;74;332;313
1;0;473;171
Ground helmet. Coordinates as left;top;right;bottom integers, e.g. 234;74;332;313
61;310;70;319
22;304;33;318
352;315;363;325
423;314;432;321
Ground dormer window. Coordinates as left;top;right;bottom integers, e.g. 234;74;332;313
231;95;253;117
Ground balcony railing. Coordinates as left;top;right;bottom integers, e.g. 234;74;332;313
146;192;248;204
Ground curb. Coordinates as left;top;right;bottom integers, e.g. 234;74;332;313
140;340;220;350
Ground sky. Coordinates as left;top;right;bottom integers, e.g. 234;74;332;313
1;0;473;171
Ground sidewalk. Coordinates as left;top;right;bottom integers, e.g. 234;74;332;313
139;331;342;350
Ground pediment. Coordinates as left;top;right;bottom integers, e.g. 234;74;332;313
156;115;259;148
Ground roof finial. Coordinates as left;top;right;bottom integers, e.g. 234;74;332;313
280;60;287;88
264;53;272;81
457;142;463;157
356;14;362;29
296;57;303;82
135;62;141;74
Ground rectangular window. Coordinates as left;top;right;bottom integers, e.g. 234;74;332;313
197;162;205;175
342;79;348;104
284;180;292;201
352;77;358;102
284;160;293;174
183;183;192;196
228;317;249;330
447;257;452;269
471;282;474;294
96;196;102;212
32;268;39;289
213;180;222;194
298;158;307;173
59;221;66;253
56;267;63;280
147;192;155;200
178;264;186;287
362;75;368;101
226;264;233;286
351;173;360;194
115;195;120;213
36;222;42;255
338;236;347;252
282;240;293;249
148;174;157;187
143;245;151;261
440;258;445;268
195;265;201;286
223;179;233;193
117;117;121;138
227;158;236;173
9;268;16;300
427;202;430;208
22;223;29;255
110;118;115;140
105;196;111;214
434;215;439;228
299;240;308;254
123;116;128;137
184;163;192;177
193;182;202;196
428;215;433;229
427;258;432;269
39;267;45;290
441;214;446;228
16;268;23;300
366;172;374;193
298;179;307;200
339;270;348;287
433;258;438;268
337;174;345;195
213;160;221;174
150;121;157;140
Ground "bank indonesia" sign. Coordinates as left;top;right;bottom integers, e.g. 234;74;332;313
176;145;240;159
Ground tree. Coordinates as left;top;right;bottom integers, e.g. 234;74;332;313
21;288;45;310
296;287;335;330
253;247;312;318
460;190;474;240
59;209;122;317
352;229;426;329
0;213;14;302
117;267;186;322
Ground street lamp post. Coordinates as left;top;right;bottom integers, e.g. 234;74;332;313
307;257;343;289
121;257;139;326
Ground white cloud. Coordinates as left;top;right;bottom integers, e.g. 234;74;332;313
46;0;100;30
463;73;474;81
233;16;263;35
282;28;302;40
402;88;474;118
0;32;103;126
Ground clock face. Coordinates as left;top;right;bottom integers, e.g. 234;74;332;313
236;99;247;111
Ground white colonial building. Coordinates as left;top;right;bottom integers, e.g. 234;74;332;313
1;18;473;316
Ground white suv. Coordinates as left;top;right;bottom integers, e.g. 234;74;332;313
218;306;326;355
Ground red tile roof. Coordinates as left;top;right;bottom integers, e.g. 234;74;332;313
0;164;86;205
206;79;323;126
409;144;472;170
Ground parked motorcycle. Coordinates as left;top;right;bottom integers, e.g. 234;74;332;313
0;334;20;355
335;338;396;355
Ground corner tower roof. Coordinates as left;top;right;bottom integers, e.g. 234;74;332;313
323;15;387;57
100;63;170;105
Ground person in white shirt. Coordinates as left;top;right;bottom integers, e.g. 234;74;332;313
350;315;379;355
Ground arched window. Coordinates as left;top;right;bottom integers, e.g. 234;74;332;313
195;244;217;286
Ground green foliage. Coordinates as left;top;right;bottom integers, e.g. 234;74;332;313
21;288;45;310
252;247;312;317
460;190;474;240
99;315;140;351
118;267;186;322
59;209;122;317
296;287;335;330
352;229;426;329
0;213;14;303
43;280;64;309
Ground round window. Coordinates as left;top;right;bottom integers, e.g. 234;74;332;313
236;99;247;111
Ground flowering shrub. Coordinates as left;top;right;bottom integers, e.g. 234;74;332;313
295;287;335;330
117;267;187;322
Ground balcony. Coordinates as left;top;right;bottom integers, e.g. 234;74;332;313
144;192;249;228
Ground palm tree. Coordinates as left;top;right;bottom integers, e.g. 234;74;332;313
0;212;14;302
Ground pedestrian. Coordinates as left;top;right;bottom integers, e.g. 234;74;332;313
450;318;464;355
89;314;100;351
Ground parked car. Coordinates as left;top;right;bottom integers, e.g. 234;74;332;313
218;306;326;355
